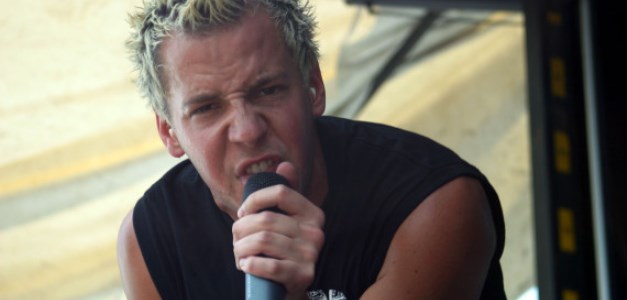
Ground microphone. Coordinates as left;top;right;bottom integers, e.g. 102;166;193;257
242;172;288;300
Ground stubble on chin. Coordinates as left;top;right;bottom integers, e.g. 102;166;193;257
210;188;241;220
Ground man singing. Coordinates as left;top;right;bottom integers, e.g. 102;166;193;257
117;0;506;299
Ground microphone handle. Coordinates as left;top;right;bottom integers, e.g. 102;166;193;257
246;274;285;300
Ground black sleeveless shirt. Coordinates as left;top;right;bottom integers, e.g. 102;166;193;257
133;116;506;299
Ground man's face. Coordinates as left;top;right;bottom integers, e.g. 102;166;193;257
156;9;326;212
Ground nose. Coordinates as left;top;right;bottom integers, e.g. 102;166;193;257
227;103;267;146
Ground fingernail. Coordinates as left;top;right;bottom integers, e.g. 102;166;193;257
239;258;247;270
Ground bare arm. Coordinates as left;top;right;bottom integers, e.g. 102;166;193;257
361;177;497;299
117;210;161;300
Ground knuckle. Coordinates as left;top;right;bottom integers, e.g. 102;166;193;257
312;227;325;246
274;185;292;207
275;185;290;198
317;211;325;227
298;265;315;285
301;245;319;262
231;224;241;240
265;259;281;275
302;225;325;249
283;263;315;293
310;209;325;228
257;230;274;244
258;211;276;224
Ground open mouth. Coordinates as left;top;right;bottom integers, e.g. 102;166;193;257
245;159;277;175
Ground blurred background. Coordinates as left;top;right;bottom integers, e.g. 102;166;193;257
0;1;533;299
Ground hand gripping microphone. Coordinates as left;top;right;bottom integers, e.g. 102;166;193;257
242;172;289;300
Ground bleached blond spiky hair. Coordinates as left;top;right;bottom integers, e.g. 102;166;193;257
127;0;319;119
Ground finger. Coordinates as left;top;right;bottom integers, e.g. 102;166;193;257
299;222;325;251
240;186;324;227
232;225;324;273
234;230;291;261
276;161;299;192
240;256;315;293
232;211;299;242
239;184;299;216
233;230;320;268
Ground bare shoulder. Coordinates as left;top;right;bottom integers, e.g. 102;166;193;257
117;209;161;300
362;177;496;299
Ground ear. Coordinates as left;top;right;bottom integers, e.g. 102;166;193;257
307;62;326;116
155;113;185;158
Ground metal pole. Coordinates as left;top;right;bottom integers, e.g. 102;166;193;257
579;0;610;299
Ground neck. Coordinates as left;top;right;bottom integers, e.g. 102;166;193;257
306;134;328;207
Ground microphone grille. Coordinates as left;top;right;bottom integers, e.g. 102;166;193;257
243;172;289;200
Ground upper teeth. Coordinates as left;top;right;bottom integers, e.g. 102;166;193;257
246;160;273;174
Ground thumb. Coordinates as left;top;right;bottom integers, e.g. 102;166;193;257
276;161;299;192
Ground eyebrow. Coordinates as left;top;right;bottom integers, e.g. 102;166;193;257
183;92;220;109
182;71;290;108
249;71;289;91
